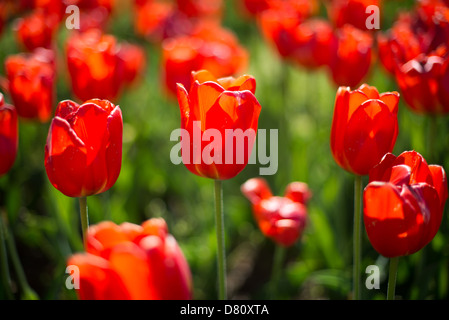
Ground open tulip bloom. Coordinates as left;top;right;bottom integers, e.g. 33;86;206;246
176;69;262;300
364;150;448;299
45;99;123;247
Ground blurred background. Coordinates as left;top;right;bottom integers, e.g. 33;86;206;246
0;0;448;300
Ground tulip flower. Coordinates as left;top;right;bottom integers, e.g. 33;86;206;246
241;178;310;247
15;9;60;51
0;93;18;177
162;23;249;97
330;83;400;176
45;98;122;246
5;48;55;122
66;29;124;102
67;218;192;300
328;25;373;87
176;69;261;180
363;150;447;299
117;42;147;87
330;83;399;300
175;69;262;300
176;0;223;20
44;99;123;198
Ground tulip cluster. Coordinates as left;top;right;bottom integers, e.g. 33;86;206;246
256;0;375;87
378;0;449;114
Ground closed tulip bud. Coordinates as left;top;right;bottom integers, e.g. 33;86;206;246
45;99;122;197
330;84;400;176
176;70;261;180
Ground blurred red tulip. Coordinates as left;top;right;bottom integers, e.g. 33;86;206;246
176;0;223;20
241;178;310;247
5;48;55;122
45;98;122;197
117;42;147;87
176;70;261;180
325;0;382;30
15;9;59;51
364;150;448;257
66;29;125;102
259;1;319;60
67;218;192;300
162;23;249;96
328;25;373;87
0;93;18;177
330;84;400;176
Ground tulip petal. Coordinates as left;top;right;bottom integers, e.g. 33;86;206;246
241;178;273;205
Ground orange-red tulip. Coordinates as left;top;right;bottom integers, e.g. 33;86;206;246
67;218;192;300
45;99;122;197
364;151;448;257
0;93;18;176
241;178;311;247
325;0;382;30
175;70;261;180
5;48;55;122
330;84;400;176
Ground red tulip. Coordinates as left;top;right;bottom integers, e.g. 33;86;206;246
175;70;261;180
162;23;249;96
45;98;122;197
330;84;400;176
67;218;192;300
364;151;448;257
15;9;60;51
5;48;55;122
0;93;18;176
117;42;147;87
325;0;382;30
176;0;223;20
328;25;373;87
66;29;125;102
241;178;311;247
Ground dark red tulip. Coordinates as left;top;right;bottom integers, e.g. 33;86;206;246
67;218;192;300
364;151;448;258
328;25;373;87
45;99;122;197
0;93;18;177
241;178;311;247
66;29;125;102
162;23;248;97
176;0;223;20
5;48;55;122
330;84;400;176
176;70;261;180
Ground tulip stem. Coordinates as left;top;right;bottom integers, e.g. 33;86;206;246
79;197;89;249
269;244;286;299
387;257;399;300
353;175;363;300
214;180;227;300
0;211;13;299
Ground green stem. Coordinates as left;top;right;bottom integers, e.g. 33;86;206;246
0;212;13;299
79;197;89;250
214;180;227;300
1;213;38;300
269;245;286;299
387;257;399;300
353;175;363;300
